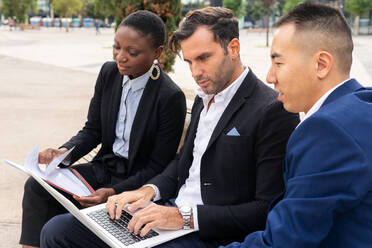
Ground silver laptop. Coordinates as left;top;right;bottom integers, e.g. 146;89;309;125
18;166;194;248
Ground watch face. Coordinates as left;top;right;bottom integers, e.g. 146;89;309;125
180;206;192;214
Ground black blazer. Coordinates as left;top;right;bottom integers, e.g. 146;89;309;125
62;61;186;193
149;70;299;244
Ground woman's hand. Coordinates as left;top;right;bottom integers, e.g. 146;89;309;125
38;147;68;165
73;188;116;207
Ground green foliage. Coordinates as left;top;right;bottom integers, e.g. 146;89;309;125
82;0;108;19
245;0;265;21
93;0;116;19
182;0;205;9
0;0;36;23
345;0;372;17
93;0;182;73
80;0;95;18
283;0;303;14
263;0;274;10
52;0;83;17
223;0;245;18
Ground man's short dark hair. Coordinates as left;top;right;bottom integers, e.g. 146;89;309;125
169;7;239;54
275;2;353;72
120;10;165;48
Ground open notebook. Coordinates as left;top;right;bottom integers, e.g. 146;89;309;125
3;145;93;196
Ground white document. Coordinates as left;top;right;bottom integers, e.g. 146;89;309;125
3;145;94;196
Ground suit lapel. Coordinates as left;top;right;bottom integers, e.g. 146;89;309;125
322;79;363;107
107;73;124;146
206;70;257;150
128;76;161;166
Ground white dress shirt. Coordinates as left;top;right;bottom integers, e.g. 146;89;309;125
112;72;149;158
299;78;352;127
163;67;249;230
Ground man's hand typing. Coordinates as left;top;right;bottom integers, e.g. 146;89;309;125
106;186;156;220
128;204;184;237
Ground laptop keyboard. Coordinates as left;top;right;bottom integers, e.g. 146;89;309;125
88;208;159;246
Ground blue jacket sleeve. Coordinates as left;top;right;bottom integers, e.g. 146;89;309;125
222;115;372;248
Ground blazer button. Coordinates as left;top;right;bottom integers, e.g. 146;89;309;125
203;182;212;186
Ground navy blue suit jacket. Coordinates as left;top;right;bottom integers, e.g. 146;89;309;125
224;79;372;248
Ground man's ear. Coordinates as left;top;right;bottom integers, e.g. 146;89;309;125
227;38;240;60
316;51;333;79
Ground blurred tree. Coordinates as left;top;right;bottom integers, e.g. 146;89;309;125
0;0;36;24
283;0;303;14
81;0;104;19
93;0;182;73
263;0;274;47
245;0;265;23
49;0;54;18
53;0;83;32
80;0;94;18
345;0;372;35
143;0;182;72
210;0;223;6
263;0;282;47
182;0;205;16
223;0;245;18
93;0;116;20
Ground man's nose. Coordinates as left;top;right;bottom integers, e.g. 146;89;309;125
266;65;276;85
190;63;202;79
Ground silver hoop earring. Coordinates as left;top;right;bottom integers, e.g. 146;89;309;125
149;60;161;80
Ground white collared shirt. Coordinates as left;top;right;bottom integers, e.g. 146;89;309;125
299;78;352;126
112;72;149;158
172;67;249;230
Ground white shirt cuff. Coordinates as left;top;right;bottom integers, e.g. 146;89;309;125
143;184;161;201
192;206;199;231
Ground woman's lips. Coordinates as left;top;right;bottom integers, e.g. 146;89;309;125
117;64;130;71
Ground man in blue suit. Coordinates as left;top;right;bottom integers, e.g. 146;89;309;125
223;2;372;248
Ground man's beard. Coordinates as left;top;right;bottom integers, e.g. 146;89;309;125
204;55;234;95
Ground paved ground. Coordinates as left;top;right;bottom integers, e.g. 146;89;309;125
0;26;371;247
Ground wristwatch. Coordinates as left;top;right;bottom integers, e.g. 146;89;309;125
178;206;192;230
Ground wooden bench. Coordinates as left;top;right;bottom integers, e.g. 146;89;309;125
177;107;192;153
